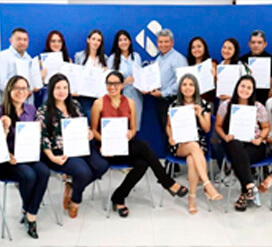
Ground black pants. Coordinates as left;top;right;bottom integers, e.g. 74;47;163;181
223;140;266;193
106;140;175;204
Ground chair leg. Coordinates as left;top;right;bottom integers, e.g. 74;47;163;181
91;182;95;201
106;169;112;218
47;187;60;226
58;177;64;226
145;172;155;208
1;183;12;241
270;189;272;211
96;180;106;211
209;159;214;183
225;170;234;213
218;158;226;193
159;162;172;207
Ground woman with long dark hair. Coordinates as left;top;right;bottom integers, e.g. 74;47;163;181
74;30;107;122
91;70;188;218
166;73;222;214
107;30;143;130
36;73;108;218
0;75;50;238
215;75;269;211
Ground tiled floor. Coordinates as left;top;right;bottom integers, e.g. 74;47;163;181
1;165;272;247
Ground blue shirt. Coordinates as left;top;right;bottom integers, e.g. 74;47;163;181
0;46;32;103
156;48;188;97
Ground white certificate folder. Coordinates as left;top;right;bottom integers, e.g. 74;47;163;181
61;117;90;157
101;117;128;156
229;104;256;142
169;105;198;143
0;121;10;163
14;122;41;163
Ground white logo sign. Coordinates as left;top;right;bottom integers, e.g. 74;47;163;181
135;20;162;57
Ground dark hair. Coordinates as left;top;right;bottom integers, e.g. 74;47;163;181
45;30;70;62
110;30;134;70
82;30;106;67
46;73;79;137
11;27;28;35
2;75;30;128
222;75;256;132
105;71;124;84
250;30;266;42
176;73;201;106
187;37;210;65
221;38;240;64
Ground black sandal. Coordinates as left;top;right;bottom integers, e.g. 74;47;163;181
235;194;247;212
168;185;188;198
246;186;257;201
112;203;129;218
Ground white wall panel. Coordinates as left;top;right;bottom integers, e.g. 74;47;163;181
236;0;272;4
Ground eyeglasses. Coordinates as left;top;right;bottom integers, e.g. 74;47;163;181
106;82;122;87
12;87;29;92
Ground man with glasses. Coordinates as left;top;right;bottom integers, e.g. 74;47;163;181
240;30;272;104
0;28;36;104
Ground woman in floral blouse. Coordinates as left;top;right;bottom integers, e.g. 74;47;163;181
36;73;108;218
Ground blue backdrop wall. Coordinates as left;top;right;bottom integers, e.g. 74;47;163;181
0;4;271;157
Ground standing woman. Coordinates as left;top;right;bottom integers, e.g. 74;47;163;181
74;30;107;122
38;30;72;107
36;73;108;218
107;30;143;130
219;38;249;101
0;75;50;238
166;74;222;214
215;75;269;211
187;36;217;104
91;71;188;217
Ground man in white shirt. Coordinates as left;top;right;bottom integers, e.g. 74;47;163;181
0;28;36;104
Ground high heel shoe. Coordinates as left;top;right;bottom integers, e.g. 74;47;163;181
203;180;223;201
188;194;197;215
168;184;188;198
67;201;79;218
112;203;129;218
25;218;38;239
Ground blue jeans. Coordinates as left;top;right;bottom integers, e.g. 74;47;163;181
43;144;109;203
0;161;50;215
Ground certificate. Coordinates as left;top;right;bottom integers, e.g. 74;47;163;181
60;62;85;94
14;122;40;163
176;59;215;94
248;57;271;89
61;117;90;157
0;121;10;164
101;117;128;156
229;104;256;142
133;62;161;92
30;56;43;89
169;105;198;143
77;67;109;98
40;52;63;85
15;59;30;82
216;65;241;97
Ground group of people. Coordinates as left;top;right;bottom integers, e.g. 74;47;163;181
0;26;272;239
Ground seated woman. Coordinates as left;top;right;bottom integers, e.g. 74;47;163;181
166;73;222;214
0;75;50;239
91;71;188;217
36;73;108;218
215;75;270;211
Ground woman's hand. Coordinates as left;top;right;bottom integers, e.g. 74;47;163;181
9;153;17;165
51;155;68;166
225;134;234;143
251;137;263;146
168;137;176;146
124;76;134;84
1;115;11;134
219;95;231;101
72;93;79;97
40;68;48;80
88;129;94;141
127;130;133;141
194;104;203;118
